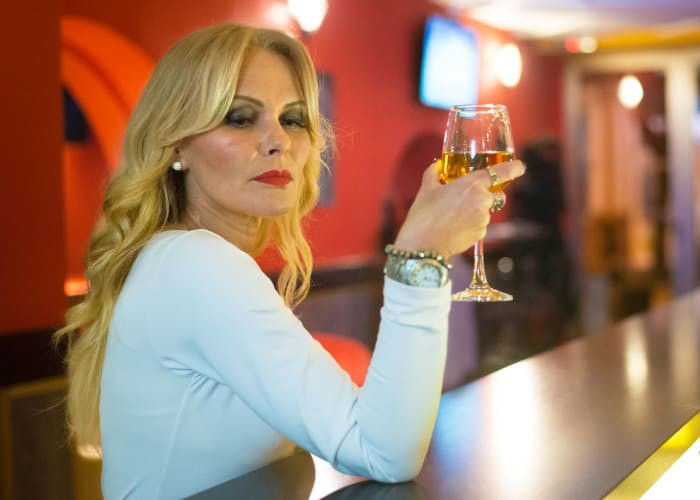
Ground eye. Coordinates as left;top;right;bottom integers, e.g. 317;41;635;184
280;111;307;129
224;108;256;128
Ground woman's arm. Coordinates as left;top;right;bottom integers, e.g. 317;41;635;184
147;229;448;482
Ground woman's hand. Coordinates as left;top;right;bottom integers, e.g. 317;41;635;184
393;159;526;260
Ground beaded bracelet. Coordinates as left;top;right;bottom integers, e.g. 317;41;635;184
384;244;453;270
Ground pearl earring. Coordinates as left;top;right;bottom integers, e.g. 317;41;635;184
172;160;183;171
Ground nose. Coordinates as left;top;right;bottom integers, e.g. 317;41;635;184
260;119;291;157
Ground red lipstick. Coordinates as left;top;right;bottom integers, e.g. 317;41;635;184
253;169;293;186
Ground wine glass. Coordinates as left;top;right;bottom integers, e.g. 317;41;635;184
440;103;515;302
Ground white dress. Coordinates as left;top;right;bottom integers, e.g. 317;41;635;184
100;229;450;499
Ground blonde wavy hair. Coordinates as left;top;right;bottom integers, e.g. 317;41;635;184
54;24;328;447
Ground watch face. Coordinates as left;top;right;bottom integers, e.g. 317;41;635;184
414;261;441;287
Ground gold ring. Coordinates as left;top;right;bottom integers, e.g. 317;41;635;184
486;166;499;188
490;196;505;212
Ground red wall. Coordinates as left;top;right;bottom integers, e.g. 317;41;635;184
63;140;108;280
63;0;562;265
1;0;563;332
0;0;66;333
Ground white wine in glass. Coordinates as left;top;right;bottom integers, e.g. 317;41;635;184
441;104;515;302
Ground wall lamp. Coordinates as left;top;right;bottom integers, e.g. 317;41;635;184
494;43;522;88
288;0;328;34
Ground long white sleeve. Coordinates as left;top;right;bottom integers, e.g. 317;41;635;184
100;229;450;499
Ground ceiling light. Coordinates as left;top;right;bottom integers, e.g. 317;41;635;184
617;75;644;109
565;35;597;54
578;36;598;53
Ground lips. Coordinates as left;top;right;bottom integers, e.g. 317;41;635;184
252;169;293;186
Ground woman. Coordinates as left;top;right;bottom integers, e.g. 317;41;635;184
55;24;524;498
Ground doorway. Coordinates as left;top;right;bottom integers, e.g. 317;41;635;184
564;48;700;333
580;71;670;322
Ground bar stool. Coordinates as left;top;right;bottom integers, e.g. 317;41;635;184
310;332;372;386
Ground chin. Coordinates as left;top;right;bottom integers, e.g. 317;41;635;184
264;194;298;217
260;203;295;218
244;189;299;218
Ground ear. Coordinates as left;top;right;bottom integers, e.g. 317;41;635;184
170;145;186;171
170;145;187;172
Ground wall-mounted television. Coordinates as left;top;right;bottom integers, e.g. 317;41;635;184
419;15;479;110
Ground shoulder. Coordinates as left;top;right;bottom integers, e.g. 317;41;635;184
129;229;270;294
142;229;258;271
118;229;284;331
147;229;254;263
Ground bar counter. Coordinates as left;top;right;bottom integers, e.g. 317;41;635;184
191;289;700;499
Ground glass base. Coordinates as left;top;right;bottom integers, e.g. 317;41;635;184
452;285;513;302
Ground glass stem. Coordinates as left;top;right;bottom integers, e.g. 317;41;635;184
470;239;490;289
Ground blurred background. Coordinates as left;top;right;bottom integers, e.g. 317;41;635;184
1;0;700;497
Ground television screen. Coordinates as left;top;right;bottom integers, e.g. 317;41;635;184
419;15;479;110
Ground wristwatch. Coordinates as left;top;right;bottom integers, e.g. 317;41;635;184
384;254;450;288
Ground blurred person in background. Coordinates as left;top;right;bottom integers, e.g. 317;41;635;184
510;136;575;317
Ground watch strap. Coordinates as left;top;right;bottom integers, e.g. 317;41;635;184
383;245;451;288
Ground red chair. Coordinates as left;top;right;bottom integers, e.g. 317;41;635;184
311;332;372;386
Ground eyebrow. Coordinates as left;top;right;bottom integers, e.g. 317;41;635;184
233;95;306;109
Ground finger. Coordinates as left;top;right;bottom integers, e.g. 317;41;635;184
421;158;443;188
464;182;493;211
472;160;527;189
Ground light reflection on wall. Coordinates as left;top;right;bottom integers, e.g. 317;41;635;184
264;3;293;31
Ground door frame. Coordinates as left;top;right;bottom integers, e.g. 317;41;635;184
564;47;700;307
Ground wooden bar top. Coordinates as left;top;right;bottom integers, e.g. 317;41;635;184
192;289;700;499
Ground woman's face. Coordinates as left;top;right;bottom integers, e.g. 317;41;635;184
178;48;311;233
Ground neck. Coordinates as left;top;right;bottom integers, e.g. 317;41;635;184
180;209;262;254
